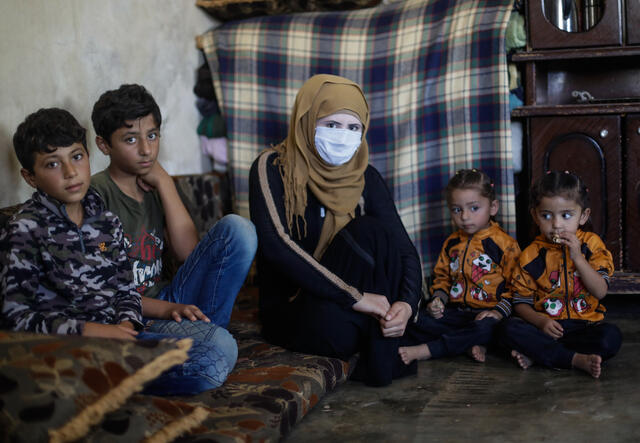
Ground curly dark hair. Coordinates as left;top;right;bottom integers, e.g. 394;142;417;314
91;84;162;143
13;108;87;173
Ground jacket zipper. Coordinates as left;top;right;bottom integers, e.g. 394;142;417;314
62;203;86;254
562;245;570;319
461;234;472;306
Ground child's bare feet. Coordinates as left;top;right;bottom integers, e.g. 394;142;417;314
468;345;486;362
511;350;533;369
572;353;602;378
398;344;431;365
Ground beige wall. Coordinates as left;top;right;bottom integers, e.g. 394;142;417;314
0;0;217;207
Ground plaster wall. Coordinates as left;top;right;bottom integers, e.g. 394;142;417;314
0;0;217;207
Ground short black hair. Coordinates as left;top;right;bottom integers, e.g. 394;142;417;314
13;108;87;173
91;84;162;143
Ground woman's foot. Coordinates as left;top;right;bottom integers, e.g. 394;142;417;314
398;344;431;365
468;345;487;362
572;353;602;378
511;350;533;369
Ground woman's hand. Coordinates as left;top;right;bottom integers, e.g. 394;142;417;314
353;292;391;319
379;301;412;337
82;322;138;340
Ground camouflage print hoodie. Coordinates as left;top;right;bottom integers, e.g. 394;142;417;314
0;188;143;334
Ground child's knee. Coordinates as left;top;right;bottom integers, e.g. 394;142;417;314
496;317;527;345
187;330;238;390
475;317;499;339
214;326;238;368
216;214;257;255
498;317;516;335
476;316;499;329
187;323;238;369
599;324;623;359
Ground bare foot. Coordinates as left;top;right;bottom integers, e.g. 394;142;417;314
468;345;487;362
572;353;602;378
511;350;533;369
398;344;431;365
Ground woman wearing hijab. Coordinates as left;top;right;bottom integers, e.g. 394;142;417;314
249;74;423;386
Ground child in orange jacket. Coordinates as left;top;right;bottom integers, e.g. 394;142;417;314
500;171;622;378
400;169;520;364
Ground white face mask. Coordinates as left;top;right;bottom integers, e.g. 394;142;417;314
314;126;362;166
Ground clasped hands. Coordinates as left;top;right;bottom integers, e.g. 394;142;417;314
352;292;412;338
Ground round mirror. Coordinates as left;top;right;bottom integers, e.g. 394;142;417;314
542;0;604;33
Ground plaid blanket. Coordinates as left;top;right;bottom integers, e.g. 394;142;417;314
200;0;515;276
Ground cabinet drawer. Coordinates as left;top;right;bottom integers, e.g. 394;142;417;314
527;0;622;49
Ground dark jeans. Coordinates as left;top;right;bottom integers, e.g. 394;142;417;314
499;317;622;369
405;307;499;358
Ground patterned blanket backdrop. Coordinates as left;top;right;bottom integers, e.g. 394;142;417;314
200;0;515;277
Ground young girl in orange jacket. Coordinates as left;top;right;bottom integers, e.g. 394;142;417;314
399;169;520;365
500;171;622;378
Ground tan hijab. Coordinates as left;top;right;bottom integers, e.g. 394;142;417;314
274;74;370;259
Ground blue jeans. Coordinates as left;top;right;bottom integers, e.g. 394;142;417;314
154;214;257;327
143;214;256;395
138;320;238;396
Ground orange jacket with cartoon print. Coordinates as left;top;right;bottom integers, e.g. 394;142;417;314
430;221;521;317
510;230;613;322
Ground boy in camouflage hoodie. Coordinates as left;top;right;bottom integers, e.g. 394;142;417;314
0;108;237;395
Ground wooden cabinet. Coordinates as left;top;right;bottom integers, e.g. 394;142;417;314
627;0;640;45
625;115;640;270
529;116;622;264
527;0;622;49
513;0;640;276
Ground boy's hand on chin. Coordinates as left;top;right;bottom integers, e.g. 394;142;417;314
137;176;154;192
137;161;170;191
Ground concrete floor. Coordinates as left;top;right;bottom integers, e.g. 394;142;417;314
286;295;640;442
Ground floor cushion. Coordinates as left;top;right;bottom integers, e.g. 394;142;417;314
0;332;194;442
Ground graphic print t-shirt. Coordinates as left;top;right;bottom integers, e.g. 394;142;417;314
91;170;167;298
